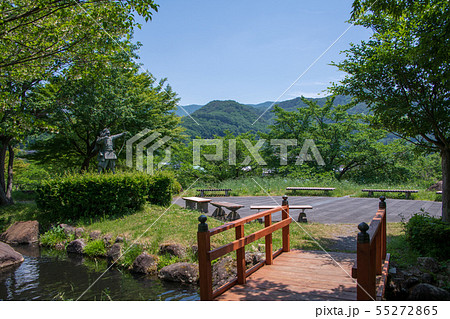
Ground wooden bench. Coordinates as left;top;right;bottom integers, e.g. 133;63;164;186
197;188;232;197
362;189;418;199
286;187;335;194
251;205;313;223
210;201;244;221
436;191;442;194
182;197;211;213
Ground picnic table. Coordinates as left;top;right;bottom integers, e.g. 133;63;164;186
211;201;244;221
182;197;211;213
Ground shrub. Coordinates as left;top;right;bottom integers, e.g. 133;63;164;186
404;213;450;260
84;239;107;257
35;171;175;221
40;226;74;247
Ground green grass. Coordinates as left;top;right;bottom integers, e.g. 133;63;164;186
183;176;442;201
40;226;74;248
83;239;107;257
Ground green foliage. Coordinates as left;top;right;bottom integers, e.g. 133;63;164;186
27;50;183;171
35;171;175;221
83;240;107;257
157;254;181;270
118;242;144;268
40;226;74;248
263;96;390;181
404;213;450;260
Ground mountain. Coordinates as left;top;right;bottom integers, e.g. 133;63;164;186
181;100;270;138
179;96;368;138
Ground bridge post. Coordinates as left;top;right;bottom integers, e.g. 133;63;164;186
356;222;376;300
197;215;213;300
379;196;387;261
281;195;290;252
236;223;246;284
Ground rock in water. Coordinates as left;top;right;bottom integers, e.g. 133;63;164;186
66;239;86;254
0;221;39;244
158;263;199;284
409;283;450;301
107;243;122;264
131;252;158;274
0;242;24;269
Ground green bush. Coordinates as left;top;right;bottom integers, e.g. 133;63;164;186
40;226;74;247
35;171;175;221
84;239;107;257
118;242;143;268
404;213;450;260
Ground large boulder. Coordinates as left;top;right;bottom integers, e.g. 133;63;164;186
0;221;39;244
131;252;158;274
0;242;24;269
107;243;122;264
158;262;199;284
159;243;186;258
66;239;86;254
212;256;236;289
409;283;450;301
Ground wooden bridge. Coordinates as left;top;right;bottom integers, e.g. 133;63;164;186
197;196;389;301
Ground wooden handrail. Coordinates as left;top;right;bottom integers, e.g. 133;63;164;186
197;195;291;300
355;196;388;301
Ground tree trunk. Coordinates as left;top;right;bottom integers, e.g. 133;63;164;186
6;145;14;204
0;138;13;205
81;156;91;172
441;147;450;222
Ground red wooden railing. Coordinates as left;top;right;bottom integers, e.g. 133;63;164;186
353;196;390;300
197;196;291;300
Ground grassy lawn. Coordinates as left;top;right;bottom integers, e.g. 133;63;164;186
183;176;442;201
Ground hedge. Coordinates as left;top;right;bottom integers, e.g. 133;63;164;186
35;171;175;221
404;212;450;260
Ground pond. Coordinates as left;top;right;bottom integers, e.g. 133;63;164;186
0;245;199;301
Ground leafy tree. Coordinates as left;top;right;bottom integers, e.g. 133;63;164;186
333;0;450;221
28;52;183;171
0;0;159;205
263;96;389;181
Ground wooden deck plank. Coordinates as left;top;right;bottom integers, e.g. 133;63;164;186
216;250;357;301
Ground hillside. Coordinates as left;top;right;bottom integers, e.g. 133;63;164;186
181;100;269;138
180;96;368;138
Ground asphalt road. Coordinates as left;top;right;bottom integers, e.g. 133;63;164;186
173;195;442;224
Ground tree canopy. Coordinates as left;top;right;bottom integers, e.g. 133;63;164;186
334;0;450;220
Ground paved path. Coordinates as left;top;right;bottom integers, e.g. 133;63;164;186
173;196;442;224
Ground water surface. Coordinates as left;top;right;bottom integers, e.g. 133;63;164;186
0;245;199;301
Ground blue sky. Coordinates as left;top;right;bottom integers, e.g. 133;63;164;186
132;0;372;106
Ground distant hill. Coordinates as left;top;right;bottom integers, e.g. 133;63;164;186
181;100;269;138
180;96;368;138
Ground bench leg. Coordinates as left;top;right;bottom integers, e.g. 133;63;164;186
297;212;307;223
368;191;374;197
405;192;410;199
226;210;241;221
225;190;229;197
200;190;205;197
212;207;226;219
185;200;196;210
198;202;209;213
